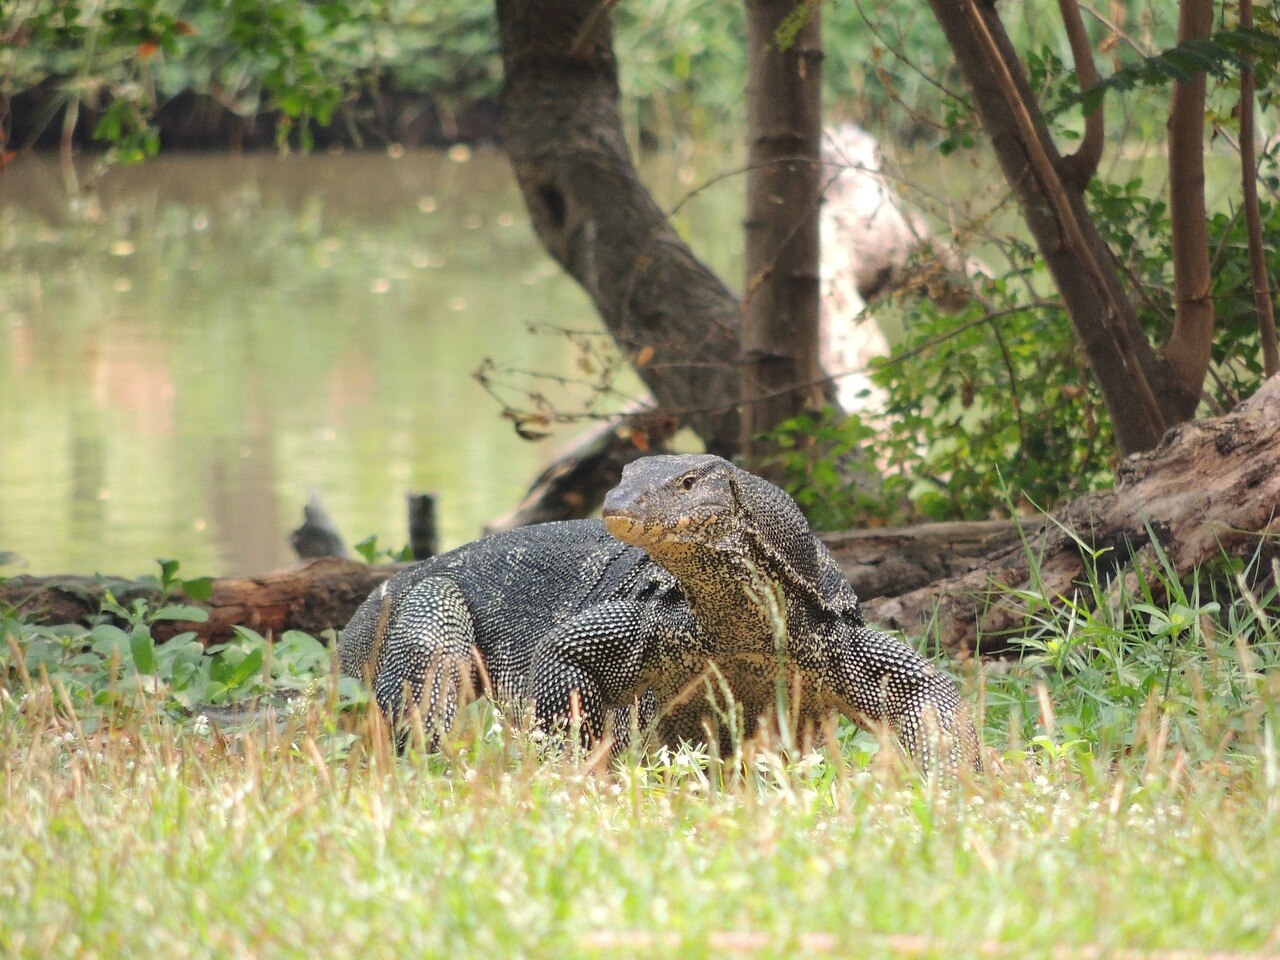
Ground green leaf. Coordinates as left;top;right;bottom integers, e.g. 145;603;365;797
157;558;181;589
354;536;379;563
225;646;264;691
151;605;210;623
130;628;157;675
90;624;132;659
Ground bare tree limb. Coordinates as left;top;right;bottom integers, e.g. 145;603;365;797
1238;0;1280;379
1056;0;1105;188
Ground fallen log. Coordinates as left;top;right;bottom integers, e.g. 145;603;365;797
485;402;678;533
822;519;1030;600
4;379;1277;653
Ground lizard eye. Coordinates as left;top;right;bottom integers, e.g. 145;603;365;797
680;474;696;491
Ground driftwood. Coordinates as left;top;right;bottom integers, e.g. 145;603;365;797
4;379;1277;653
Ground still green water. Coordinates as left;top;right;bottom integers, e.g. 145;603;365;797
0;149;742;576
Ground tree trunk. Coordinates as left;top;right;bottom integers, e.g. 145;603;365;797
10;376;1278;659
1238;0;1280;379
1161;0;1218;420
740;0;825;463
494;0;743;456
924;0;1172;454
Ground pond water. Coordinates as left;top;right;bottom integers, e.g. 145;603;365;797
0;149;743;576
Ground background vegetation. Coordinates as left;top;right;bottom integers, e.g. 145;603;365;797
3;0;1178;151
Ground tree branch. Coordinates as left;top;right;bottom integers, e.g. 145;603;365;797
495;0;744;457
1056;0;1105;189
1238;0;1280;378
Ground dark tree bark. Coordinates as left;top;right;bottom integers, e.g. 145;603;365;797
740;0;826;462
1236;0;1280;379
494;0;743;456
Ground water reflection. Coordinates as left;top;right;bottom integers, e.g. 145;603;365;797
0;149;742;576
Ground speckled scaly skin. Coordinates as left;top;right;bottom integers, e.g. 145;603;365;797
339;454;980;771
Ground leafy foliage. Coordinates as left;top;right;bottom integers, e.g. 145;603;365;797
0;561;365;733
772;5;1280;526
1081;25;1280;114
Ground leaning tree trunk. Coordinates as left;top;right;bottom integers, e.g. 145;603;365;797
495;0;743;456
740;0;826;463
924;0;1173;454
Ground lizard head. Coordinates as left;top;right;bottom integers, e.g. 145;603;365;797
601;454;821;586
602;454;740;559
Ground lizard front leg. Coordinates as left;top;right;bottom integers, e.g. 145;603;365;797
529;600;689;748
827;621;981;773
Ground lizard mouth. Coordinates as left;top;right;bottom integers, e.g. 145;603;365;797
601;508;656;546
602;509;698;550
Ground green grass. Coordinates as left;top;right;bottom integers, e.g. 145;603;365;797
2;553;1280;959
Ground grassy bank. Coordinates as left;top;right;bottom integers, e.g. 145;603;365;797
2;552;1279;959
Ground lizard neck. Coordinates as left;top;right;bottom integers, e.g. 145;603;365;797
653;529;829;650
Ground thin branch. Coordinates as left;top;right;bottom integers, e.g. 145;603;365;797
987;313;1027;441
743;168;844;299
1213;128;1280;204
481;302;1064;427
1077;1;1151;59
850;0;971;106
1238;0;1280;377
677;301;1064;420
1056;0;1105;188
